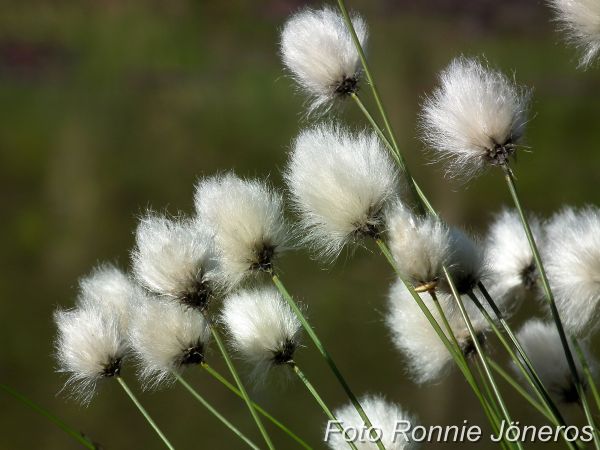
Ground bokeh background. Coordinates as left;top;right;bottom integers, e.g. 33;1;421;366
1;0;599;449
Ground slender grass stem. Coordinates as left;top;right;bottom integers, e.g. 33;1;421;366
201;363;312;450
572;338;600;448
475;284;574;436
174;374;259;450
0;383;98;449
270;274;386;450
207;322;275;450
456;286;520;450
289;362;358;450
572;337;600;413
115;377;175;450
375;239;505;439
473;358;503;422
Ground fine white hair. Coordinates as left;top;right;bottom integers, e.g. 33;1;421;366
77;263;140;331
386;280;489;384
54;303;128;403
128;295;211;389
549;0;600;67
542;206;600;337
420;57;531;179
514;319;594;404
327;394;419;450
385;202;451;288
484;209;542;313
280;6;367;114
221;287;301;381
441;227;486;295
285;123;399;260
194;173;288;291
131;213;216;310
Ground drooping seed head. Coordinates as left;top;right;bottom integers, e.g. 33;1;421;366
440;227;486;295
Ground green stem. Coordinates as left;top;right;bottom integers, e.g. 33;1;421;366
201;363;312;450
289;362;358;450
271;274;386;450
116;377;175;450
572;337;600;413
0;383;97;449
502;166;589;411
207;322;275;450
572;338;600;448
175;374;259;450
473;358;504;422
375;239;503;439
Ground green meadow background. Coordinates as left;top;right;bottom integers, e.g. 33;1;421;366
1;1;599;449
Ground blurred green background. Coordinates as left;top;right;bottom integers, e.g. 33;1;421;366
1;0;599;449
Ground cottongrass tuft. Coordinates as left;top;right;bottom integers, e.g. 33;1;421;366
549;0;600;67
543;206;600;337
385;202;451;291
128;294;211;389
194;173;288;291
327;394;419;450
221;287;301;382
280;6;367;114
514;319;595;404
420;57;531;179
54;303;128;404
286;123;399;260
132;212;216;310
386;280;489;384
442;227;486;295
484;209;542;312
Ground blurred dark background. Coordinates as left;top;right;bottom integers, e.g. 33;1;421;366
1;1;599;449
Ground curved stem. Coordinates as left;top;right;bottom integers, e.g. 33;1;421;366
572;338;600;448
116;377;175;450
201;363;312;450
572;337;600;413
271;274;386;450
175;374;259;450
207;322;275;450
0;383;97;449
289;362;358;450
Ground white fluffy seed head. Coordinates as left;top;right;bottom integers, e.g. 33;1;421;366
280;6;367;114
441;227;486;295
543;206;600;337
385;202;451;287
132;213;216;310
484;209;542;313
514;319;594;404
77;263;142;332
221;287;301;381
128;295;210;389
420;57;531;179
549;0;600;67
327;395;419;450
286;123;399;260
54;303;128;403
386;280;489;384
194;173;288;291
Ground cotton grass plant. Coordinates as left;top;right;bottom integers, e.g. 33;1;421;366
15;1;596;449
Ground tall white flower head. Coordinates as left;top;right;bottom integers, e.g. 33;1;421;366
386;280;489;384
286;123;399;259
514;319;595;404
385;202;451;291
194;173;288;291
129;294;210;388
420;57;531;179
543;207;600;337
132;213;216;310
549;0;600;67
441;227;486;295
221;287;301;381
280;6;367;114
326;395;419;450
484;209;541;312
77;263;140;331
54;303;128;403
